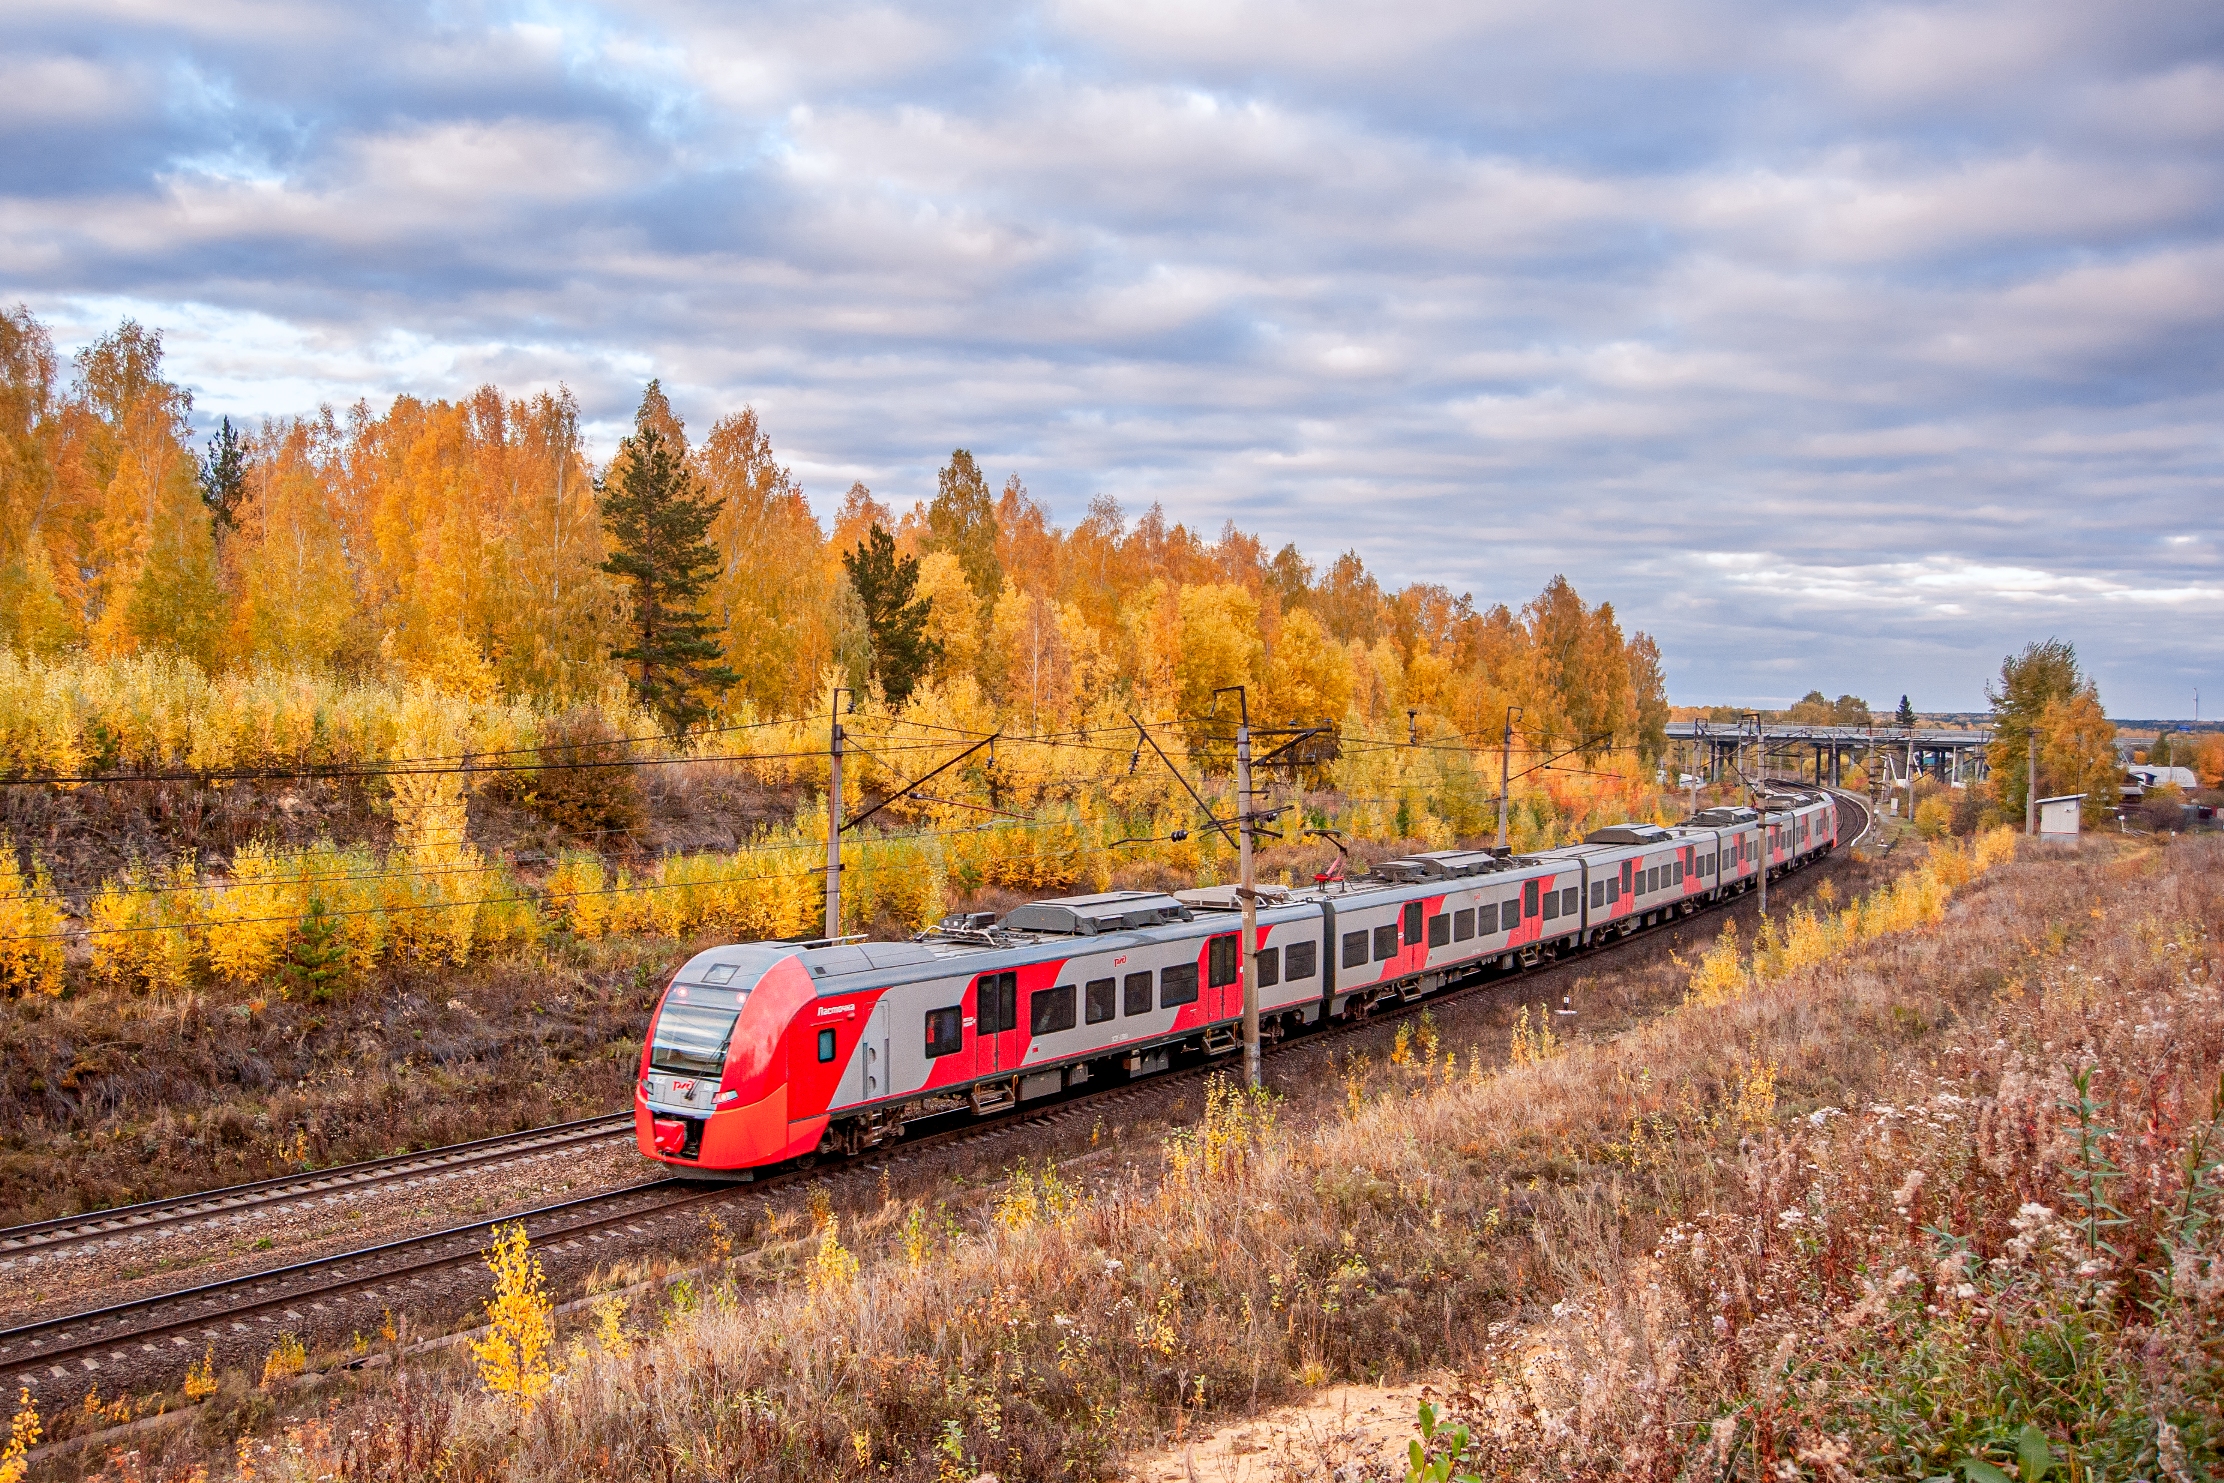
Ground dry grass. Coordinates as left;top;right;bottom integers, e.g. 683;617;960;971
69;835;2218;1483
1417;840;2222;1481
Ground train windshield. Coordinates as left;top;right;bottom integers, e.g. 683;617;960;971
648;985;746;1077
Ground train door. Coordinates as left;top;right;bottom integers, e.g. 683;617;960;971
862;999;889;1103
1207;932;1242;1021
973;970;1017;1078
839;999;892;1108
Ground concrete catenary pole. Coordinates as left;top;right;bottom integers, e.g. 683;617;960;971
1496;705;1521;851
825;688;845;938
2026;728;2037;836
1237;704;1261;1091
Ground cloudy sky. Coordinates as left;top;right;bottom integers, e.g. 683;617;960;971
7;0;2220;715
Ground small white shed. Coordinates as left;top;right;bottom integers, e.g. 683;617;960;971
2037;794;2084;839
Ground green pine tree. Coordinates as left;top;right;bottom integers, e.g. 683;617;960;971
199;415;248;532
599;417;738;734
1896;694;1915;727
842;525;940;705
283;896;348;1004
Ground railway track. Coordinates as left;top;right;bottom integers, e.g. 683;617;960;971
0;1113;635;1265
0;1080;1187;1393
4;792;1869;1396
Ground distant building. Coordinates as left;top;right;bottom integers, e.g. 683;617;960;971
2037;795;2084;839
2126;764;2198;791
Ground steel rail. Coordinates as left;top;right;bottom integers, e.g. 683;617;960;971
0;1114;635;1257
4;793;1869;1392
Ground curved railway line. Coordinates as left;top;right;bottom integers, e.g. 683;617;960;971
3;788;1871;1398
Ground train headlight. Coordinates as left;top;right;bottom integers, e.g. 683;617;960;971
715;1089;739;1105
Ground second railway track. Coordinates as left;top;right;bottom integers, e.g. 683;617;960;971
0;1112;636;1265
4;790;1872;1395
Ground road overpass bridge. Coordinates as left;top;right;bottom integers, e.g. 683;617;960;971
1666;721;1994;789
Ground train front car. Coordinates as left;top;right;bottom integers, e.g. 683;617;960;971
637;943;827;1172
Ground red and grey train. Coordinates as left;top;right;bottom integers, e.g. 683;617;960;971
636;791;1839;1173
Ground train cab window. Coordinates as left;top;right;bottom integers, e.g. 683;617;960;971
1523;880;1540;917
1255;947;1280;988
1542;889;1560;921
1123;971;1153;1016
1160;962;1199;1006
1085;978;1116;1024
1453;907;1475;941
1285;940;1317;980
1561;887;1579;916
925;1006;963;1058
1427;913;1450;947
1208;935;1240;988
648;987;744;1077
1030;984;1077;1036
1342;931;1369;968
1500;900;1521;932
1373;923;1399;960
1590;881;1604;908
1403;901;1424;944
975;971;1019;1035
817;1027;837;1063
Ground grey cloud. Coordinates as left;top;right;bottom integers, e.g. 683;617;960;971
4;0;2219;713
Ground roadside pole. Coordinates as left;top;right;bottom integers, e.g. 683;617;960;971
826;688;845;938
2025;734;2037;836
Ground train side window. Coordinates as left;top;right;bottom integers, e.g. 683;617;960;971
1403;901;1423;943
1373;923;1399;960
1523;880;1540;916
1674;860;1684;884
1124;972;1153;1016
1285;940;1317;979
1606;877;1620;904
818;1027;837;1063
925;1007;963;1058
1160;962;1199;1006
1590;881;1604;908
1343;930;1369;968
1646;867;1658;893
1541;890;1559;921
1621;860;1634;895
1500;900;1521;932
1030;984;1077;1036
1453;907;1475;940
1085;978;1116;1024
1561;887;1578;916
1255;947;1280;987
1428;913;1450;947
1208;934;1240;988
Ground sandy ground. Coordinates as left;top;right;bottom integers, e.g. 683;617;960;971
1119;1382;1438;1483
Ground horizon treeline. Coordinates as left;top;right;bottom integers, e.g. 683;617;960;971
0;309;1668;759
